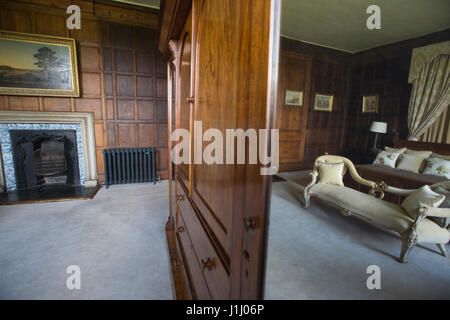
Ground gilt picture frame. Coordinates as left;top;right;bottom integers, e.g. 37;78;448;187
313;93;333;112
362;94;379;113
0;30;79;97
285;89;303;106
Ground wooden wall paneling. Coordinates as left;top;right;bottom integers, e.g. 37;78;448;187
103;20;168;179
0;0;166;181
277;39;352;171
2;0;159;28
276;52;309;165
343;30;450;161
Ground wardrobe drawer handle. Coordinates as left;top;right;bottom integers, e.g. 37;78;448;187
201;258;215;272
176;194;185;201
178;226;184;233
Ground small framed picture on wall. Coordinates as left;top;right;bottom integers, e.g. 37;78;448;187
362;94;379;113
285;89;303;106
313;93;333;112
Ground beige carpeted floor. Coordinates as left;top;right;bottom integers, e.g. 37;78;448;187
265;171;450;299
0;182;173;300
1;174;449;300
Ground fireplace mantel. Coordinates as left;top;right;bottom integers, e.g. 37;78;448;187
0;111;98;191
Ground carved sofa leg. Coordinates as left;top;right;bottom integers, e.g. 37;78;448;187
437;243;448;257
399;208;427;263
303;191;310;209
399;233;416;263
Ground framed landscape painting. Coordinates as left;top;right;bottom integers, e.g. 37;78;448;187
0;30;79;97
362;94;378;113
313;93;333;112
285;89;303;106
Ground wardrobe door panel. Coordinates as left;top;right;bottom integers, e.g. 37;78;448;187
175;16;192;190
190;0;277;299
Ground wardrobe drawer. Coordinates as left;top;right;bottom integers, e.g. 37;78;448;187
176;181;230;300
176;209;211;300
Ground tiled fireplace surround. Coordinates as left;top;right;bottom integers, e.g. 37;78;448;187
0;111;98;192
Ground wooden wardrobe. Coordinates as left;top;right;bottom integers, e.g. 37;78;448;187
159;0;280;299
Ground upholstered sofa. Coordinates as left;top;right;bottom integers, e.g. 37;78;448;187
304;155;450;263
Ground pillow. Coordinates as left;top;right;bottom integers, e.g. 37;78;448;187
429;184;450;228
422;157;450;179
401;185;445;219
404;149;432;157
385;146;407;154
396;153;428;173
316;161;345;186
430;153;450;161
431;185;450;208
372;151;401;168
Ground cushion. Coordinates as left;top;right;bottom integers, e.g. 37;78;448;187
373;151;401;168
396;153;427;173
432;185;450;208
316;161;345;186
422;157;450;179
430;153;450;161
417;218;450;244
404;149;432;157
401;185;445;219
385;146;407;154
429;184;450;228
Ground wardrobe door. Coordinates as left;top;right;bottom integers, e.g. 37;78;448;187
189;0;280;299
175;14;193;191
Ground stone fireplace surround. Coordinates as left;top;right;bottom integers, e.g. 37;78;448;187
0;111;98;192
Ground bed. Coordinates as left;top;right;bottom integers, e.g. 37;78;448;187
344;137;450;204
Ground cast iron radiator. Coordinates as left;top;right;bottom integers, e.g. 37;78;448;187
103;148;156;188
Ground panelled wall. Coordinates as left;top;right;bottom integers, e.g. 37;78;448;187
277;38;351;171
344;55;412;154
103;24;168;178
0;0;168;181
344;30;450;156
278;31;449;170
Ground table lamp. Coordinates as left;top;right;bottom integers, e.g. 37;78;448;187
369;121;387;153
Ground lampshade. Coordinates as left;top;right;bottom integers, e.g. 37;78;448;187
369;121;387;134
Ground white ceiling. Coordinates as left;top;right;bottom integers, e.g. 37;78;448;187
282;0;450;53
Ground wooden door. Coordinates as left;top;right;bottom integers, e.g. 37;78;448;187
187;0;280;299
277;52;311;166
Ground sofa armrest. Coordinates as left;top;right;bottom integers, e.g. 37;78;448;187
419;203;450;219
314;155;376;188
385;186;418;196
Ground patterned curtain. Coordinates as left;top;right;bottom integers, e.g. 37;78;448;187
407;54;450;140
420;105;450;143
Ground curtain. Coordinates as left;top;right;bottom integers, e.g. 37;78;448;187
407;54;450;140
420;105;450;143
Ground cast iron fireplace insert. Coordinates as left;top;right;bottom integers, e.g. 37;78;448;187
0;129;99;205
9;129;81;190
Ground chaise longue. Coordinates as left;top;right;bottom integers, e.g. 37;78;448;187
303;155;450;263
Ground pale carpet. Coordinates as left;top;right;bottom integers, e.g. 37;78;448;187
0;182;173;300
265;171;450;299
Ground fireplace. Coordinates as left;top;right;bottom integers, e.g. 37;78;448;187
10;130;80;190
0;111;98;195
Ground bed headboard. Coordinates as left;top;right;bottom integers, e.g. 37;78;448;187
393;137;450;155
